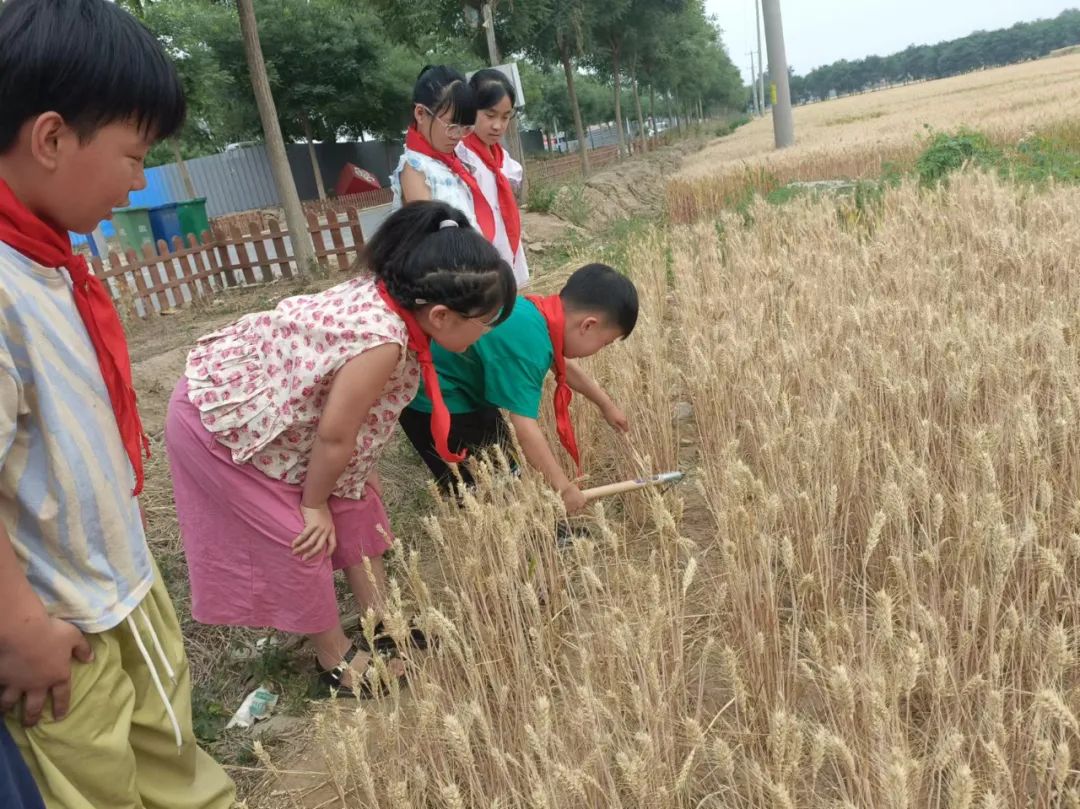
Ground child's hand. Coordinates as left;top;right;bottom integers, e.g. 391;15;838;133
293;504;337;561
601;402;630;433
0;617;93;726
560;484;588;515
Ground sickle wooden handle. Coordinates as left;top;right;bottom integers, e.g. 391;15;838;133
580;471;684;501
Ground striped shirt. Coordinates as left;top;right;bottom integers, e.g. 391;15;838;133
0;242;151;633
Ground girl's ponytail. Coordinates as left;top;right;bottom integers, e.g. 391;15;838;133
361;201;516;326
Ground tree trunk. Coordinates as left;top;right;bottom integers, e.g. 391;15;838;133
237;0;316;275
632;73;648;154
170;139;197;199
481;1;501;64
558;40;590;177
611;39;626;159
480;3;527;198
649;84;657;146
302;116;327;201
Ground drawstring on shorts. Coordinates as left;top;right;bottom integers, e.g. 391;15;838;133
126;605;183;752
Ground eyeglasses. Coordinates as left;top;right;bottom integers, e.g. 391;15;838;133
418;105;474;139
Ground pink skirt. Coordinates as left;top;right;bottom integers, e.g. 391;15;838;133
164;378;393;634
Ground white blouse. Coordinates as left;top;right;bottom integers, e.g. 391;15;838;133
456;142;530;289
390;149;480;231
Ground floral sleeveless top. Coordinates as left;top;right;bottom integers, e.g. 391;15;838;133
184;275;420;499
390;148;480;230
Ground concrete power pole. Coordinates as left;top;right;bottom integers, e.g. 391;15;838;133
755;0;766;114
747;53;760;115
480;2;528;191
761;0;795;148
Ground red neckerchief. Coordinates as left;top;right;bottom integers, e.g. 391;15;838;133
0;179;149;495
524;294;581;476
405;128;496;242
376;281;465;464
462;133;521;255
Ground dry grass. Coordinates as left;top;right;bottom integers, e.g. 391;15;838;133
668;54;1080;223
245;168;1080;808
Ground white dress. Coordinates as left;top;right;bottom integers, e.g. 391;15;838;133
390;149;480;231
457;142;530;288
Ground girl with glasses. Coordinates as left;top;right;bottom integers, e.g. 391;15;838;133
391;65;496;245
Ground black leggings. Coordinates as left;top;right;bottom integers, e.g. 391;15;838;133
398;406;518;495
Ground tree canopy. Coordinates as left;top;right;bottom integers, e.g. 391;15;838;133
136;0;746;167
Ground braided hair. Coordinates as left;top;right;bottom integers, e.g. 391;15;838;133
360;201;516;325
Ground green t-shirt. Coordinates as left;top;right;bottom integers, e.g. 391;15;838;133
410;297;554;418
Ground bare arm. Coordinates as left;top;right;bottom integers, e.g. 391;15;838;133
400;164;433;203
565;359;614;410
367;468;383;498
292;344;401;561
302;343;401;508
564;359;628;433
0;525;92;725
508;413;586;513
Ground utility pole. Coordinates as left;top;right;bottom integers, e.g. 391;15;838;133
237;0;316;274
755;0;766;113
747;53;760;115
481;2;500;66
480;1;528;192
761;0;795;148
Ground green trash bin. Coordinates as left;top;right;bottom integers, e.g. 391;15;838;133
175;197;211;244
111;206;155;255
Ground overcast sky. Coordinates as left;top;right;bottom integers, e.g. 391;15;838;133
705;0;1078;81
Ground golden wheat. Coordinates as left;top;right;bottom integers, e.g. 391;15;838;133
248;154;1080;806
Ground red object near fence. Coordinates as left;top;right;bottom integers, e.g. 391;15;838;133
334;163;381;197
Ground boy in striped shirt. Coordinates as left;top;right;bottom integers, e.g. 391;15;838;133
0;1;234;806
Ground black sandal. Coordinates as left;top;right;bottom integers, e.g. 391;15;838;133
311;641;391;700
356;618;434;656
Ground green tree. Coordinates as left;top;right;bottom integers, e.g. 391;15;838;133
523;0;596;174
143;0;253;173
189;0;389;199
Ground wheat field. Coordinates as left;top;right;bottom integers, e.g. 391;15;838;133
680;53;1080;182
253;164;1080;808
667;54;1080;223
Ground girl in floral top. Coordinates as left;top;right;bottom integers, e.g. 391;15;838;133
164;201;516;698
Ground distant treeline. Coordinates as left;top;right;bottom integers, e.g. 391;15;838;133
784;9;1080;102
